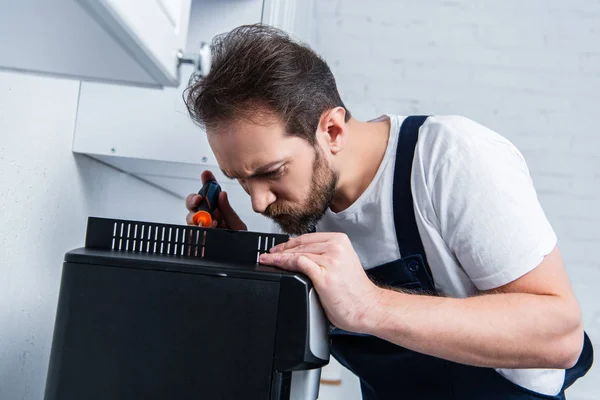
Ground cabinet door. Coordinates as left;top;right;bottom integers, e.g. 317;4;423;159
72;0;271;230
78;0;191;86
0;0;191;88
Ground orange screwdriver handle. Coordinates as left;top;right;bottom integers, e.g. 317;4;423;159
192;180;221;227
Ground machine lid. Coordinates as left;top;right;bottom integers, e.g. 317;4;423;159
64;217;301;281
64;247;297;281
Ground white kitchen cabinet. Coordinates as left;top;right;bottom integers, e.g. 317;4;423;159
0;0;194;88
72;0;299;231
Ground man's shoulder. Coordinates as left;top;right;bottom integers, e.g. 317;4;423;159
406;114;529;205
412;114;521;166
421;115;508;145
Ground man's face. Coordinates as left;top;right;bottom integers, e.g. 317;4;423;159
208;117;337;235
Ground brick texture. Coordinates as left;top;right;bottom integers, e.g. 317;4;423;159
311;1;600;398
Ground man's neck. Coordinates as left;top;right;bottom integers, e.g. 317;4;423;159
330;116;391;213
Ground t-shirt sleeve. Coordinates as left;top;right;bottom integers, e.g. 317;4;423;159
429;119;557;291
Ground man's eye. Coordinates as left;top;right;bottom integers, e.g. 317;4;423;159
262;167;284;179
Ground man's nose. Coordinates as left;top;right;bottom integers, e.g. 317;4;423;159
248;182;276;214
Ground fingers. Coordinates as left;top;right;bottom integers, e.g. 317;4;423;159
259;252;324;280
187;171;248;231
201;170;216;184
272;242;332;255
186;212;197;226
185;170;215;226
270;232;342;252
218;191;247;231
211;209;228;230
185;193;203;212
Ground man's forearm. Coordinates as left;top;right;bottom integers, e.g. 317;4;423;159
362;288;583;369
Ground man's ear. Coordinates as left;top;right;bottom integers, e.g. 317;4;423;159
317;107;347;155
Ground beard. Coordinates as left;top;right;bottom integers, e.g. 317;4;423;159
263;148;337;236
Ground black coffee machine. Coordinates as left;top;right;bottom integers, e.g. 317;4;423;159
44;217;329;400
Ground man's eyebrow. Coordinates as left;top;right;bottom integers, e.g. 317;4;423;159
221;160;285;180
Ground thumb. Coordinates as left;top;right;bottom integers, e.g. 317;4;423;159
218;192;247;231
201;170;216;184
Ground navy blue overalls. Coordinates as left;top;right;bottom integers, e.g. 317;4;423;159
329;116;594;399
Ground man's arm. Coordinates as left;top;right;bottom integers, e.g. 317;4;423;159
364;245;584;369
260;234;584;371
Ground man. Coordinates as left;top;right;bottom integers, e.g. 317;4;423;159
183;24;592;399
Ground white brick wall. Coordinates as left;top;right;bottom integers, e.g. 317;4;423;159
311;1;599;399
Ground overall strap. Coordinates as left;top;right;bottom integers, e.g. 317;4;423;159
392;115;435;291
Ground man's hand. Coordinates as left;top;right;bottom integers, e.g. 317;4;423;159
185;170;247;230
259;232;382;333
261;235;584;369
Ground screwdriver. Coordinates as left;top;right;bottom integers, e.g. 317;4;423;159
192;180;222;227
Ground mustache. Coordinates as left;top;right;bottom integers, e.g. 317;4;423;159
262;202;301;219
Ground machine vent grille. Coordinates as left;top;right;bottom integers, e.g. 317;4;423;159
85;217;288;264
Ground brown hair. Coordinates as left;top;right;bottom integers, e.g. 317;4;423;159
183;24;350;145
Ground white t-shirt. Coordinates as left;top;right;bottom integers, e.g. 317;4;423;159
316;115;561;396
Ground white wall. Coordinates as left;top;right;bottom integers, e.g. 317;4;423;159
312;1;599;399
0;70;184;399
2;1;598;398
